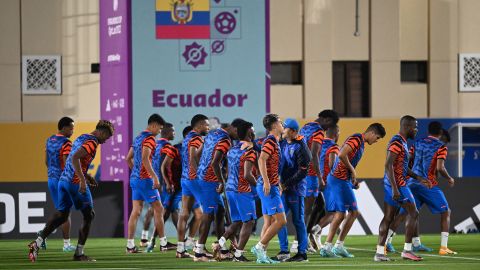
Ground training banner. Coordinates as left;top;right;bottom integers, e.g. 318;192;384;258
0;182;124;239
131;0;270;134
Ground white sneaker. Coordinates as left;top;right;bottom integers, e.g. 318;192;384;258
289;240;298;254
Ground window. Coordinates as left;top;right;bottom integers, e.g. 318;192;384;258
270;62;302;85
332;61;370;117
401;61;427;83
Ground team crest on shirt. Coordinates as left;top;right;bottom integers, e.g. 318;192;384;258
171;0;193;24
289;148;294;156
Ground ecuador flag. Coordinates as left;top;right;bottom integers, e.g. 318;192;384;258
156;0;210;39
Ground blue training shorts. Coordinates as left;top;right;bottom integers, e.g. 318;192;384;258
256;182;285;216
130;178;161;203
57;180;93;212
226;190;256;222
305;175;319;197
325;174;357;212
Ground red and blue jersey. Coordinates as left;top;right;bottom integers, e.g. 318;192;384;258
332;133;365;180
181;131;204;180
152;138;171;184
260;134;281;186
226;142;257;193
299;122;325;177
412;136;447;186
60;134;98;184
197;128;231;182
319;138;340;183
131;131;156;180
384;134;409;187
161;142;182;190
46;134;72;180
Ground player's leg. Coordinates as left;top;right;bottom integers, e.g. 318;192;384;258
385;209;405;252
126;200;143;253
61;214;75;251
73;206;95;261
320;211;344;258
425;187;455;255
232;192;257;262
259;212;287;251
151;200;170;251
185;203;202;250
333;210;358;258
285;194;308;262
401;200;422;261
141;207;153;247
375;202;397;261
275;192;291;261
177;195;194;256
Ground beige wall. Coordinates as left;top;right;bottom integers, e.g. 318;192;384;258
0;0;479;123
0;0;99;123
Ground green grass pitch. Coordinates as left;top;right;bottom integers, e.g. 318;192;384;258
2;234;480;269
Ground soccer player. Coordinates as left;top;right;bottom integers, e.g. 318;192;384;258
176;114;210;258
275;118;311;262
125;114;168;253
375;115;428;262
383;122;456;256
28;120;114;262
42;117;76;252
320;123;386;258
144;122;179;252
213;120;257;262
194;119;243;262
310;125;340;249
300;110;339;253
251;114;286;264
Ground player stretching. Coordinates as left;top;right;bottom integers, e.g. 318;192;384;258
320;123;386;258
375;115;426;262
309;125;340;249
383;122;457;256
251;114;286;264
176;115;210;258
126;114;168;253
275;118;311;262
28;120;114;262
195;120;243;262
300;110;339;253
213;121;257;262
41;117;76;252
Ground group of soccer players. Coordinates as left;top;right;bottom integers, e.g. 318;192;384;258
28;109;457;264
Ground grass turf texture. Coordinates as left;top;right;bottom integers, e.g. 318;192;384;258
2;234;480;269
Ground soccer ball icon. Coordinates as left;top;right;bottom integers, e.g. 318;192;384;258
214;12;236;35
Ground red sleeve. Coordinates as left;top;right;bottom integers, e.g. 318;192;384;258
161;144;177;159
345;136;361;151
215;139;231;154
329;145;340;155
312;130;325;144
388;141;403;155
82;140;98;155
437;145;448;160
261;138;276;156
244;149;257;163
61;140;72;156
142;136;156;150
189;136;203;149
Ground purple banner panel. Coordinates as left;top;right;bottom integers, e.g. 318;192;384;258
100;0;131;182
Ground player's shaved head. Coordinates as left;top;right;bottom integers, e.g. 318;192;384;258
400;115;416;127
400;115;417;139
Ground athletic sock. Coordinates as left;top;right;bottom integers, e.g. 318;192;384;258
441;232;449;247
196;244;205;254
35;237;43;247
63;238;71;248
159;236;167;246
255;242;266;251
412;237;421;247
324;242;333;250
141;230;149;240
334;240;344;248
127;239;135;249
376;245;385;255
234;249;244;258
386;229;395;244
75;244;84;256
177;242;185;253
218;236;227;248
404;243;412;251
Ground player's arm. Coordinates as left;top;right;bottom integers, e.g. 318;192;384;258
310;141;324;187
407;168;431;188
61;141;72;166
161;155;174;193
188;138;203;172
436;146;454;187
244;159;257;186
328;151;337;170
126;146;134;169
72;147;89;193
212;150;226;193
385;150;400;200
142;146;159;189
338;144;357;185
258;151;270;195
